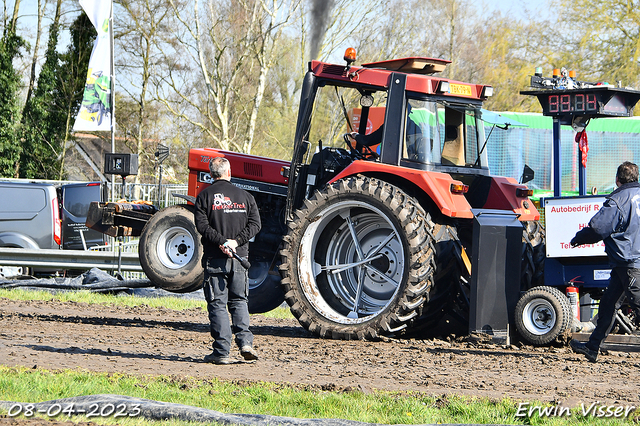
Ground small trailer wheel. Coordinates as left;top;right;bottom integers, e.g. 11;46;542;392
515;286;573;345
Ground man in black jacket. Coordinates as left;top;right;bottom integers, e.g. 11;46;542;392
195;156;261;364
569;161;640;362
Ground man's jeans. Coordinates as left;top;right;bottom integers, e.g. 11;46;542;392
203;257;253;357
587;266;640;351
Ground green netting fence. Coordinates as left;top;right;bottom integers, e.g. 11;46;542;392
484;112;640;195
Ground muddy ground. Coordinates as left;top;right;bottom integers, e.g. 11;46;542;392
1;297;639;417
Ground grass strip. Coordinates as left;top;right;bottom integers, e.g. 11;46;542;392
0;366;637;426
0;288;293;318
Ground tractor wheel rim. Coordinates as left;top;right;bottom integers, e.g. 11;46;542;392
522;298;556;335
325;212;403;313
248;260;270;290
299;200;404;324
157;226;195;269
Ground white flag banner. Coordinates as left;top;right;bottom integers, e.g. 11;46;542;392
73;0;113;132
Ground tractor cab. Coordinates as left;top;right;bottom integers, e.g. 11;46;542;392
287;48;532;220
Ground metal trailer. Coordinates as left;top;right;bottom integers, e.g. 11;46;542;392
517;72;640;344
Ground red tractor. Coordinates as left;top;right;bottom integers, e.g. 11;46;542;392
89;49;545;340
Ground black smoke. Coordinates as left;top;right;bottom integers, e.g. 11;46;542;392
309;0;335;60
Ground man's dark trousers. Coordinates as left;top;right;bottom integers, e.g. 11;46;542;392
587;266;640;351
203;258;253;357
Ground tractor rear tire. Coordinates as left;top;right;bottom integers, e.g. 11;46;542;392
279;176;436;340
405;223;470;336
247;249;285;313
515;286;573;345
521;220;545;290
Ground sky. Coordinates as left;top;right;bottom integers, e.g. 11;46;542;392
12;0;549;32
482;0;550;21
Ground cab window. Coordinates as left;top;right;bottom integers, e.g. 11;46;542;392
438;104;483;167
441;106;465;166
403;99;440;163
304;84;387;164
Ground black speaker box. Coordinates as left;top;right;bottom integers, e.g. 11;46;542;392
104;153;138;176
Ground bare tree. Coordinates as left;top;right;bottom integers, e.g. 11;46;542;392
248;0;385;159
554;0;640;88
3;0;21;34
24;0;46;107
152;0;302;153
243;0;303;153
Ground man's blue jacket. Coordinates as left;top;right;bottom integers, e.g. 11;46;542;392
571;182;640;268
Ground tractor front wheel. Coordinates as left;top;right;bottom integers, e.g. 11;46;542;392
139;205;204;293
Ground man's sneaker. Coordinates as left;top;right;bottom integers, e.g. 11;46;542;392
203;353;230;365
569;339;598;362
240;345;258;361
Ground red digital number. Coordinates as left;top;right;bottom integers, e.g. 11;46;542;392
586;93;596;111
561;94;571;112
549;95;559;113
575;94;584;111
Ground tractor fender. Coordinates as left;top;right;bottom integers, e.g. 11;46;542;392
327;161;474;219
483;176;540;222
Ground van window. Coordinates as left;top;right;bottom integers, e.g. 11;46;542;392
0;187;46;213
63;185;97;217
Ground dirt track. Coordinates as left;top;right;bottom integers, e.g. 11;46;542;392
1;297;639;409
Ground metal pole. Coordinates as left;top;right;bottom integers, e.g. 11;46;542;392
578;149;587;196
157;164;163;206
118;173;125;276
553;118;562;197
109;1;116;203
118;236;123;276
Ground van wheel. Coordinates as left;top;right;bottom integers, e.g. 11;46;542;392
139;205;204;292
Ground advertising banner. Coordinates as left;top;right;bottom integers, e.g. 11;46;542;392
73;0;113;132
544;196;606;258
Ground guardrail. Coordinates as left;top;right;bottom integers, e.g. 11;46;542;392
90;238;140;253
0;247;143;273
0;178;189;207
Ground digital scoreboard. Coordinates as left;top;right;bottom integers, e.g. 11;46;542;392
522;72;640;197
520;87;640;123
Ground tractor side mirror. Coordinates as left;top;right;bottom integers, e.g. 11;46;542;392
521;164;534;184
